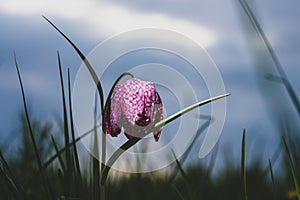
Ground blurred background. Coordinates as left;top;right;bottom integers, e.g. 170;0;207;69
0;0;299;199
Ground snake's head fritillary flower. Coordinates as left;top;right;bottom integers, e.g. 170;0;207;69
104;78;163;141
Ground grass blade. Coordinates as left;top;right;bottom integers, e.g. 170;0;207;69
57;51;72;198
14;53;51;200
155;93;230;129
68;68;82;185
43;124;101;169
102;72;134;167
239;0;300;116
0;151;27;199
241;129;247;200
43;16;104;111
263;141;282;176
268;159;276;199
93;92;100;200
50;135;66;173
282;137;300;199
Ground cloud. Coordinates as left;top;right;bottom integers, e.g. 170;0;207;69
0;0;217;48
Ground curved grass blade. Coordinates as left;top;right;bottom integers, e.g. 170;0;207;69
239;0;300;116
282;136;300;199
57;52;72;198
68;68;82;185
101;72;134;168
241;129;248;200
43;16;104;110
155;93;230;129
14;53;51;200
101;93;230;185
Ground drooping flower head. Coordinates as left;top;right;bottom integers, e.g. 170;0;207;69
104;78;163;141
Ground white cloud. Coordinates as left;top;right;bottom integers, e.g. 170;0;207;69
0;0;217;47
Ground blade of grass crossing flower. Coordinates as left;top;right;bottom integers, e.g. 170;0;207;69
68;68;82;185
51;135;66;173
242;129;248;200
239;0;300;116
57;51;72;198
282;137;300;199
43;16;104;111
155;93;230;129
14;53;51;200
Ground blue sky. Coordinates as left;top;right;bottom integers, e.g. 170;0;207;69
1;0;299;172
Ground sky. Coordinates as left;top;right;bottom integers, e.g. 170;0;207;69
0;0;299;173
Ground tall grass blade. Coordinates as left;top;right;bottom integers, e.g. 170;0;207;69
239;0;300;116
50;135;66;173
67;68;82;185
43;16;104;111
282;137;300;199
57;51;72;199
14;53;51;200
241;129;248;200
101;94;230;185
92;92;100;200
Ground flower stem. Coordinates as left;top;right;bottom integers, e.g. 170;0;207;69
100;93;230;185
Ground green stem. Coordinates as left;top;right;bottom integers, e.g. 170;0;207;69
155;93;230;128
100;93;230;185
